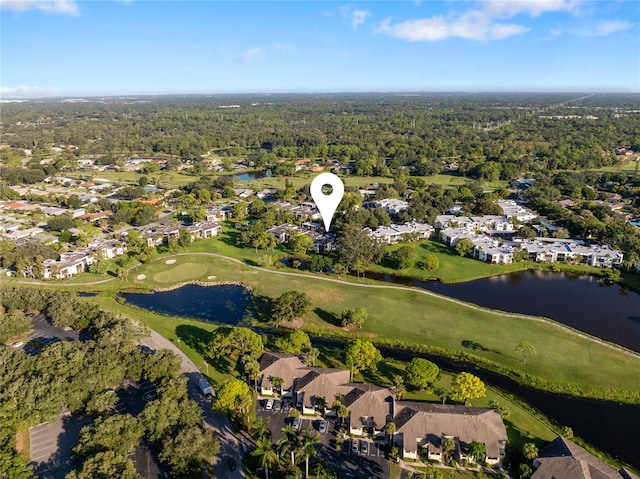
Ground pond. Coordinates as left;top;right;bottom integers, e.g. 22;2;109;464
232;169;271;181
364;270;640;353
121;284;254;325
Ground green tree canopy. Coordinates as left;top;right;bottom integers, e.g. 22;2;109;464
344;339;382;374
340;307;368;329
454;237;475;257
450;372;486;405
271;290;311;325
404;358;439;390
213;379;251;414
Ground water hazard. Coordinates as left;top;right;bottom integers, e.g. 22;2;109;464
121;284;254;325
364;270;640;353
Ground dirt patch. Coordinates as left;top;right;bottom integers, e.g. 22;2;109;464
281;318;304;329
136;274;147;280
165;259;177;264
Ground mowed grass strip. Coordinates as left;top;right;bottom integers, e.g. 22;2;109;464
151;262;208;283
134;252;640;393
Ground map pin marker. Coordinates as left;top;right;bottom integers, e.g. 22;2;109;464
310;172;345;232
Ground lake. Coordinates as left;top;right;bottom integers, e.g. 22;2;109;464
232;170;271;181
365;270;640;353
121;284;254;325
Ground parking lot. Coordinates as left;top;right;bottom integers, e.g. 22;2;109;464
255;399;389;479
22;314;89;356
30;414;92;479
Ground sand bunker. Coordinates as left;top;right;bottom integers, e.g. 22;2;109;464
207;275;217;280
136;274;147;280
165;259;177;264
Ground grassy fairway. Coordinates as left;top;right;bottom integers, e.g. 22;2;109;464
67;169;198;186
234;173;473;191
129;249;640;396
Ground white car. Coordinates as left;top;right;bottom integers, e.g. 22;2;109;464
318;420;327;433
12;341;24;348
265;399;274;411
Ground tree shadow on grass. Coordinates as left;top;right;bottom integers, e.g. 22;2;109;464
360;360;405;386
313;307;340;327
175;324;234;374
461;339;504;356
420;241;456;257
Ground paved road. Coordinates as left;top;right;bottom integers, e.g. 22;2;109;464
141;330;249;478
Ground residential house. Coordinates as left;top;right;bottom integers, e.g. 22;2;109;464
187;221;221;240
258;352;308;397
471;237;514;264
88;239;127;259
206;205;230;222
367;199;410;215
233;188;253;199
295;368;352;414
301;230;336;254
266;224;298;243
43;251;93;279
497;200;537;223
367;222;434;245
394;402;507;465
532;436;639;479
342;384;394;436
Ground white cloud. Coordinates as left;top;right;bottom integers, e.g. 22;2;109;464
0;0;79;15
351;9;370;28
377;0;584;42
339;5;370;29
242;47;264;63
482;0;583;18
1;85;60;98
595;20;634;36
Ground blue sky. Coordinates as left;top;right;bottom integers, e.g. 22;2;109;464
1;0;638;97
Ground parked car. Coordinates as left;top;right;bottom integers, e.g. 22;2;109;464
361;441;369;455
283;400;292;413
292;417;300;430
351;439;359;454
227;457;237;471
265;399;274;411
318;420;327;433
274;400;282;412
11;341;24;348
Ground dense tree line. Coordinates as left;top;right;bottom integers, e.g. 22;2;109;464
2;94;638;179
0;287;218;478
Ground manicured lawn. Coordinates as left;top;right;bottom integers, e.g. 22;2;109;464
234;173;473;191
593;160;639;175
127;248;640;395
67;169;198;186
370;240;533;283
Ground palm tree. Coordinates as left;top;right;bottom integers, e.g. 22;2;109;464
252;438;278;479
522;442;538;460
467;440;486;464
252;417;272;441
299;429;320;478
278;424;299;465
271;376;284;396
303;346;319;367
384;421;396;447
442;436;456;463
